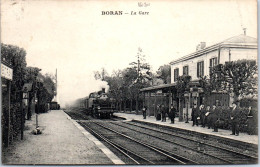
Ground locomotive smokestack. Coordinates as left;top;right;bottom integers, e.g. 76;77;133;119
102;88;105;93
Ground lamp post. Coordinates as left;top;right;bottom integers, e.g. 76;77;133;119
22;86;29;139
34;75;43;134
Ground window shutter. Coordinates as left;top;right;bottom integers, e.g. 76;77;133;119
202;61;204;76
197;62;199;78
174;69;176;82
187;66;189;75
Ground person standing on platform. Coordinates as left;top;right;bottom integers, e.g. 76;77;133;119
142;106;147;119
161;104;166;122
169;104;176;124
205;106;211;128
156;105;161;121
191;105;199;126
230;103;240;136
211;105;219;132
200;104;206;127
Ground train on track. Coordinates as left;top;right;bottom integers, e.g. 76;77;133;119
77;88;116;118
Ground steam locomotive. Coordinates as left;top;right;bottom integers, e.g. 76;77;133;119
79;88;116;118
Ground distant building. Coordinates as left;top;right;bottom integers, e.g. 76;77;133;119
141;34;257;120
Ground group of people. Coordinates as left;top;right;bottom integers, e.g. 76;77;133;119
142;102;244;136
191;103;241;136
142;104;176;123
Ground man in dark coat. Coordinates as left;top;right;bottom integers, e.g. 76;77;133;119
211;105;219;132
142;106;147;119
156;105;161;121
161;104;167;122
230;103;240;136
169;104;176;124
200;104;206;127
191;105;199;126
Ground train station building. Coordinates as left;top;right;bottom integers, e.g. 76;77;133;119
140;33;258;121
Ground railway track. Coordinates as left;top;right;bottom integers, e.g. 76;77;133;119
66;109;257;164
64;108;124;121
79;121;196;165
107;121;258;164
133;120;258;155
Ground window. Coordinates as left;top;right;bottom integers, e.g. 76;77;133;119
209;57;218;74
210;57;218;67
197;61;204;78
174;68;179;82
183;66;189;75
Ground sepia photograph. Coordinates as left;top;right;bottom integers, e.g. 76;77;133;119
1;0;258;165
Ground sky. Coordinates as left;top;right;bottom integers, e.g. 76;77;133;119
1;0;257;107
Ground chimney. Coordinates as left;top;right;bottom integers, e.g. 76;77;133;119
102;88;105;93
200;42;206;49
196;42;206;51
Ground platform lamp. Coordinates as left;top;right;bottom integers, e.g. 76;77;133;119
35;75;43;133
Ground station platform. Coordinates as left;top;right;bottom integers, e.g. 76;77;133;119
114;112;258;146
2;110;123;165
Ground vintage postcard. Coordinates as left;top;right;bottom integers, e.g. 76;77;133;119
1;0;258;165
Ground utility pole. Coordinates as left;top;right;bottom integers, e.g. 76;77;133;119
135;48;142;114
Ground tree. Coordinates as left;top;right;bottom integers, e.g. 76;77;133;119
156;64;171;84
129;47;152;113
122;67;139;111
211;59;258;106
38;73;56;112
1;43;27;146
42;73;56;101
1;43;27;103
176;75;191;121
198;76;214;105
93;68;108;81
37;76;55;113
23;67;56;114
150;73;164;86
92;48;153;113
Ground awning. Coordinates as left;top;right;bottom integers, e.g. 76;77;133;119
140;83;176;92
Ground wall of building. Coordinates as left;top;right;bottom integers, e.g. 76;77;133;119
220;47;257;64
144;91;170;116
171;46;257;83
171;49;219;83
170;44;257;118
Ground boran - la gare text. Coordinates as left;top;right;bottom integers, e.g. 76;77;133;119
101;11;149;15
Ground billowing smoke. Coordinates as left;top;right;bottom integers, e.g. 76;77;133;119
99;80;109;93
58;73;111;108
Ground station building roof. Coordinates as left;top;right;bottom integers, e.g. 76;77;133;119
140;83;176;92
170;34;257;65
140;80;201;92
